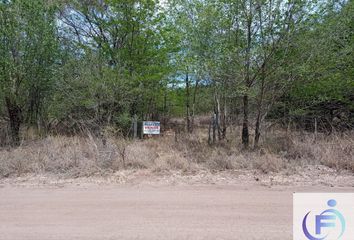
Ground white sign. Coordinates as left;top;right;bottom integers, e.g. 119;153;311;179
293;193;354;240
143;121;160;135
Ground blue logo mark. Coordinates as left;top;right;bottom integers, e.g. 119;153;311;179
302;199;346;240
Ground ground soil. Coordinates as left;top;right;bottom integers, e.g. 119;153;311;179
0;168;354;240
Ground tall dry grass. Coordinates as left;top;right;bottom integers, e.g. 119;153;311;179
0;128;353;178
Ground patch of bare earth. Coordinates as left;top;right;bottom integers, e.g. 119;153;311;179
1;165;353;188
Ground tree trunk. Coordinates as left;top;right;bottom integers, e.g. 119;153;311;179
242;3;252;149
254;64;266;149
254;113;261;148
208;116;212;145
163;89;167;130
185;73;192;133
215;94;221;140
221;96;227;139
191;78;199;133
242;95;249;148
5;97;22;145
212;113;216;144
27;86;41;126
133;114;138;139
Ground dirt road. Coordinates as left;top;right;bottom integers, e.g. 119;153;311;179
0;184;352;240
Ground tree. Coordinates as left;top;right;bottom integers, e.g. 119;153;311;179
0;0;58;144
272;0;354;132
55;0;172;133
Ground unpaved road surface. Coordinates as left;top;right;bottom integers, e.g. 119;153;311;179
0;184;352;240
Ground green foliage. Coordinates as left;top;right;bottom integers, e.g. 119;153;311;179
281;0;354;128
0;0;353;143
51;0;173;131
0;0;58;124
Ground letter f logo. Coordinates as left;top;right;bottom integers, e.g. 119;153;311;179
302;199;346;240
316;214;336;234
